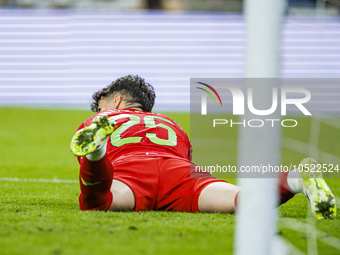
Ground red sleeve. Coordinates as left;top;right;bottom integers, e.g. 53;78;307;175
77;121;86;131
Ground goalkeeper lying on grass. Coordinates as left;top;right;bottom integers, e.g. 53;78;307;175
70;75;336;219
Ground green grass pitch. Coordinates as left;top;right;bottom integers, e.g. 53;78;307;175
0;107;339;255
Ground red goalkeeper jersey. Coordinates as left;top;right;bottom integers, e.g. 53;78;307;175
77;108;192;163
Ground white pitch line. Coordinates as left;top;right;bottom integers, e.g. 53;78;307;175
0;177;77;184
280;218;340;250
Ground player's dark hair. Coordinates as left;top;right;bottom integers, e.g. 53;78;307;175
91;75;156;113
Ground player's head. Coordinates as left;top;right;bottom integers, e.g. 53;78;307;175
91;75;156;113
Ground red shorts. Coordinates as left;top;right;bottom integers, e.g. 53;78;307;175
112;156;227;212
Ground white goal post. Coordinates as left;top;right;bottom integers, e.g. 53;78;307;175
234;1;287;255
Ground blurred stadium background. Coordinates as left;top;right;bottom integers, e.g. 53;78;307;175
0;0;340;112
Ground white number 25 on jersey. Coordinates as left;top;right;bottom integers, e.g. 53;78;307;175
108;114;177;147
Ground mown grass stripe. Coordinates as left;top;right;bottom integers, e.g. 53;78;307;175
284;238;307;255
